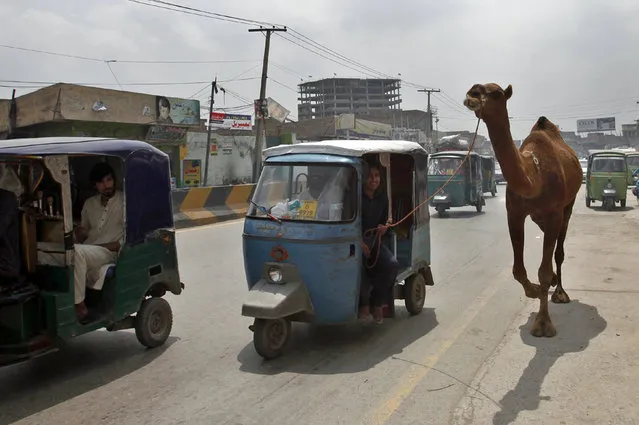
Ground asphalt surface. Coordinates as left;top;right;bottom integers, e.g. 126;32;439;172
1;184;636;425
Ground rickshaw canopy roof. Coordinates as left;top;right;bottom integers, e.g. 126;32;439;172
430;150;480;157
263;139;428;159
588;150;628;158
0;137;168;159
0;137;173;246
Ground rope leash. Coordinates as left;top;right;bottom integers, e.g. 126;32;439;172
363;117;483;269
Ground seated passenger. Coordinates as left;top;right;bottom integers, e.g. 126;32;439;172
73;163;124;323
359;161;399;324
0;165;23;288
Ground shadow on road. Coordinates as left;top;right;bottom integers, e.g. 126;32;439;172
0;331;177;425
492;299;606;425
237;306;438;376
433;210;487;219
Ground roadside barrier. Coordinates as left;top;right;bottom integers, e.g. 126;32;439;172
171;184;255;229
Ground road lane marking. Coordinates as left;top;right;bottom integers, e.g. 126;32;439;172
363;268;512;425
176;218;244;233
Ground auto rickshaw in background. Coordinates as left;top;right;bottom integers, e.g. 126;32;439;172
585;150;628;210
480;154;497;197
242;140;435;359
427;150;484;217
626;152;639;186
0;137;184;367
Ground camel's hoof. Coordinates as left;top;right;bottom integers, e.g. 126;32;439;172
551;288;571;304
531;317;557;338
523;283;542;299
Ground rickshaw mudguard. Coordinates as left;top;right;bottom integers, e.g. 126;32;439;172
242;280;314;320
241;263;314;320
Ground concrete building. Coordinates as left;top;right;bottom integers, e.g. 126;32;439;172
298;78;401;120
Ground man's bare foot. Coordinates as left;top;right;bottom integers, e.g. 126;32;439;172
358;306;371;320
372;306;384;324
75;302;88;321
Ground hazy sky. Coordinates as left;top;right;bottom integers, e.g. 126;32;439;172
1;0;638;140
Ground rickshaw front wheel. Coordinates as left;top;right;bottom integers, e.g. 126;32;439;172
252;318;291;360
404;274;426;315
621;199;626;208
135;297;173;349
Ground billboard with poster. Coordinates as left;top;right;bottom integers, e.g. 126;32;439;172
576;117;616;133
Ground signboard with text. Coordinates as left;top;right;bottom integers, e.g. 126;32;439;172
577;117;616;133
210;111;252;131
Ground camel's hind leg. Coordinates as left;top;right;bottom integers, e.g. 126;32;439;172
507;210;540;299
551;200;575;304
532;211;564;338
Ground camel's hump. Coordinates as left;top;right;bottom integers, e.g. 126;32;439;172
536;116;548;129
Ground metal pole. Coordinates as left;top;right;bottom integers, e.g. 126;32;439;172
204;79;217;186
418;88;440;143
249;26;287;182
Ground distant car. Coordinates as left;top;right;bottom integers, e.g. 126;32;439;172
495;165;505;184
579;159;587;182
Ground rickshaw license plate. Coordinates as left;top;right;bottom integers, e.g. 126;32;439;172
298;200;318;219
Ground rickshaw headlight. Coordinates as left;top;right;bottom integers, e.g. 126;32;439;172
267;267;283;284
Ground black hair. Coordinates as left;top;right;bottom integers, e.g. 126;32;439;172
158;97;171;109
89;162;114;183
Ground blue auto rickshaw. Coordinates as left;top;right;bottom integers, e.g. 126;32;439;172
427;150;484;217
241;140;435;359
0;137;184;366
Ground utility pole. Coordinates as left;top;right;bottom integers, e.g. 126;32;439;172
249;25;287;182
204;78;218;186
418;88;440;142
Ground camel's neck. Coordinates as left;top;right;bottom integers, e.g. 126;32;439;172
484;112;538;198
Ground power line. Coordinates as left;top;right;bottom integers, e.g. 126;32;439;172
0;43;256;65
135;0;280;26
125;0;435;90
267;76;297;92
0;77;260;87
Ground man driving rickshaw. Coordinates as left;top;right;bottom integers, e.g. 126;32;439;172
359;161;399;324
0;137;184;367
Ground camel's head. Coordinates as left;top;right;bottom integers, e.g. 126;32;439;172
463;83;512;120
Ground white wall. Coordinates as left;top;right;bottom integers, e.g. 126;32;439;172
183;132;256;186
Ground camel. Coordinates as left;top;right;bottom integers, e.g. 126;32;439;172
463;83;583;337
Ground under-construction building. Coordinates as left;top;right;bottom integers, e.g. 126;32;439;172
297;78;401;120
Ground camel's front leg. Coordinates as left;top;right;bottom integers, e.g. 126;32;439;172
532;212;563;337
507;210;539;299
551;201;575;304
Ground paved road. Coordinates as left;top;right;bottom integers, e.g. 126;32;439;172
1;185;635;425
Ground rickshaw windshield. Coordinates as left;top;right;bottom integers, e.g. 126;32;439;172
247;164;357;222
428;157;465;175
591;157;626;173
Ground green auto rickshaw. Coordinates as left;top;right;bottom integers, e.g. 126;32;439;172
428;150;484;217
626;152;639;187
0;137;184;367
480;154;497;197
585;150;628;210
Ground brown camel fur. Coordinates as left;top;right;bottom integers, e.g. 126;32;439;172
463;83;583;337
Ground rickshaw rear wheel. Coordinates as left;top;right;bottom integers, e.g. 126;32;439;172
404;274;426;315
253;318;291;360
621;199;626;208
585;197;591;208
135;297;173;349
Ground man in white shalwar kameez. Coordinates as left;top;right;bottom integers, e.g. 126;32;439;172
73;162;124;323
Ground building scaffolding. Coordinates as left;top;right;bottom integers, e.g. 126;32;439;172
297;78;401;120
